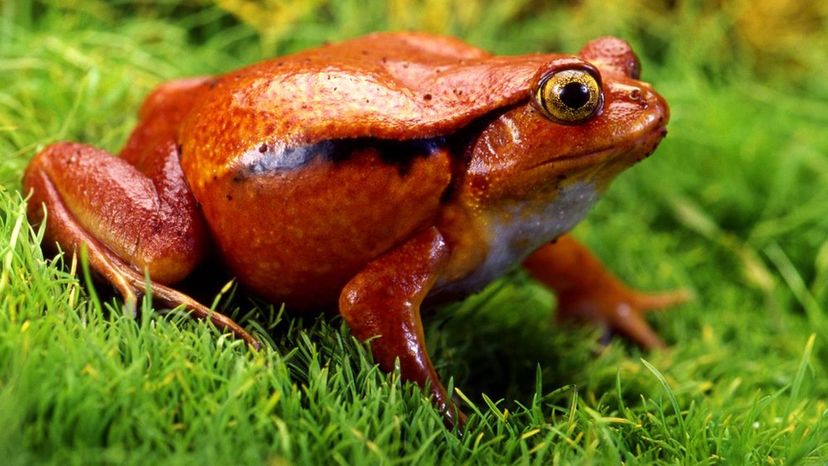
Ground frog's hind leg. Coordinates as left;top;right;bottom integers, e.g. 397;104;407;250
23;142;259;348
523;234;690;349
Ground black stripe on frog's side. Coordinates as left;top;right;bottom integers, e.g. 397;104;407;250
235;137;447;181
362;137;447;177
244;141;336;174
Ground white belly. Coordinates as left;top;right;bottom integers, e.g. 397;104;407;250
436;181;599;298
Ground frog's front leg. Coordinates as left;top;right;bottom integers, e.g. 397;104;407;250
23;142;259;348
339;227;464;425
523;234;690;349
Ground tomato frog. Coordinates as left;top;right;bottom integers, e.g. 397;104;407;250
24;33;688;424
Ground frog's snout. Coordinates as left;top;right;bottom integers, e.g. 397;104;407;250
639;83;670;129
631;85;670;160
578;36;641;80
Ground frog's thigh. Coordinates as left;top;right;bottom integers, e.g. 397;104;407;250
24;142;205;285
339;227;463;424
23;142;259;346
523;234;689;349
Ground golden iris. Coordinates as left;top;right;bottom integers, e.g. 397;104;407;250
535;69;602;124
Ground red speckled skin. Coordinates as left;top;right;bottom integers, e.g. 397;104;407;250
23;33;687;423
181;33;536;190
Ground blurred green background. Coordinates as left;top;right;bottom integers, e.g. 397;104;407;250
0;0;827;464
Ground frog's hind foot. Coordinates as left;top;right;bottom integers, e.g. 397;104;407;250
136;275;262;350
49;200;260;348
63;219;260;349
98;251;261;349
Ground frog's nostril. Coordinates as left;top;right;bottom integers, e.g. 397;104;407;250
629;89;641;101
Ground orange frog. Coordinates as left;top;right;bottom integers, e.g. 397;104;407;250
24;33;687;423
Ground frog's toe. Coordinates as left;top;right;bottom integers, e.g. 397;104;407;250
628;288;693;311
604;302;667;350
619;288;692;349
556;286;690;350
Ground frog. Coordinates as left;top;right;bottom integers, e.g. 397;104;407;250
23;32;688;424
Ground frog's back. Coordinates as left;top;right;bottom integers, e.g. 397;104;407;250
178;32;554;193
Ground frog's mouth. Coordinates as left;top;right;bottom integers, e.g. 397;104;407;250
527;144;615;169
528;124;668;173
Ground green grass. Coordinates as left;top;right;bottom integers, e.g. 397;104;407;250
1;0;827;464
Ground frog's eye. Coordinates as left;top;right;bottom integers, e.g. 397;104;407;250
534;69;603;124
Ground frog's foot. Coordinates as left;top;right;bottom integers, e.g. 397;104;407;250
340;227;466;428
23;142;260;349
556;286;691;350
109;254;262;350
122;264;262;350
524;235;690;350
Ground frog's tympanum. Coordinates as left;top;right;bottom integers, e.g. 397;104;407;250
24;33;687;424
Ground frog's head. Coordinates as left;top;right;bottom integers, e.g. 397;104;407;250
462;37;668;207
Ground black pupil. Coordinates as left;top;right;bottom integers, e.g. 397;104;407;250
559;82;590;109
